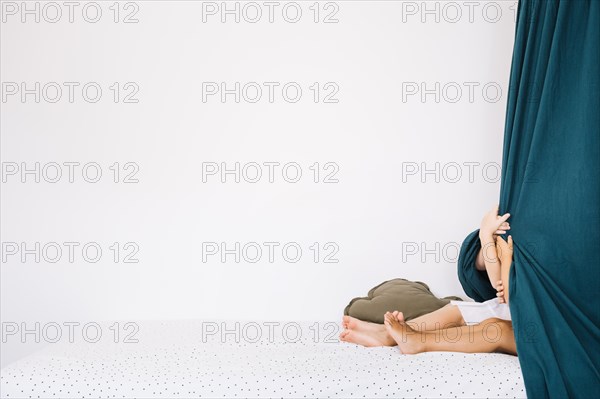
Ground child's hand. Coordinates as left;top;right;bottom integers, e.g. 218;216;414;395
495;235;514;263
496;280;506;303
480;205;511;238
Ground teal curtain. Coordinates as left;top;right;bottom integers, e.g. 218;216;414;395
458;0;600;397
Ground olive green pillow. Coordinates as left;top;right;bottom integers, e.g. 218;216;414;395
343;278;463;324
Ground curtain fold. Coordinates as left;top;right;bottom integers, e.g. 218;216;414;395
458;0;600;397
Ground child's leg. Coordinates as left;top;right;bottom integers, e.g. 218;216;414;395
500;256;512;303
343;304;462;334
406;304;465;331
385;313;516;355
340;305;465;346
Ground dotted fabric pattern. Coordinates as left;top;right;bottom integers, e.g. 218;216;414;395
0;320;526;398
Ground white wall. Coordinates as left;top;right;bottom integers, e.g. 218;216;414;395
1;0;517;364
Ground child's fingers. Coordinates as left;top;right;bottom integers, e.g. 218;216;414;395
508;235;513;247
498;212;511;223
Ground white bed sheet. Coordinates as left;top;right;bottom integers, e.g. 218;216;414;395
0;320;526;398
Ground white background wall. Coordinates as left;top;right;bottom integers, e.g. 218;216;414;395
1;0;516;365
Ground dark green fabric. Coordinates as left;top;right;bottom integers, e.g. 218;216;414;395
344;278;462;324
457;229;496;302
458;1;600;397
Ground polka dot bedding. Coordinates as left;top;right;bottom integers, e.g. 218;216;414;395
0;320;526;398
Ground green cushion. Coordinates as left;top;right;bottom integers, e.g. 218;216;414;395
344;278;463;324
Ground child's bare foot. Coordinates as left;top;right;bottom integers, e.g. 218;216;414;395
342;315;385;332
340;315;396;346
339;326;396;347
383;311;425;354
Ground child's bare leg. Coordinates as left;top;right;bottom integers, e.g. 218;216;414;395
343;304;463;333
407;304;465;331
496;235;513;304
420;318;516;355
500;256;512;303
385;313;516;355
340;304;464;346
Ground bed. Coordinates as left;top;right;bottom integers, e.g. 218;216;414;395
0;320;526;398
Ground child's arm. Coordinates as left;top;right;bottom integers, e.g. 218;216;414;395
479;205;511;290
475;205;511;271
475;248;486;270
